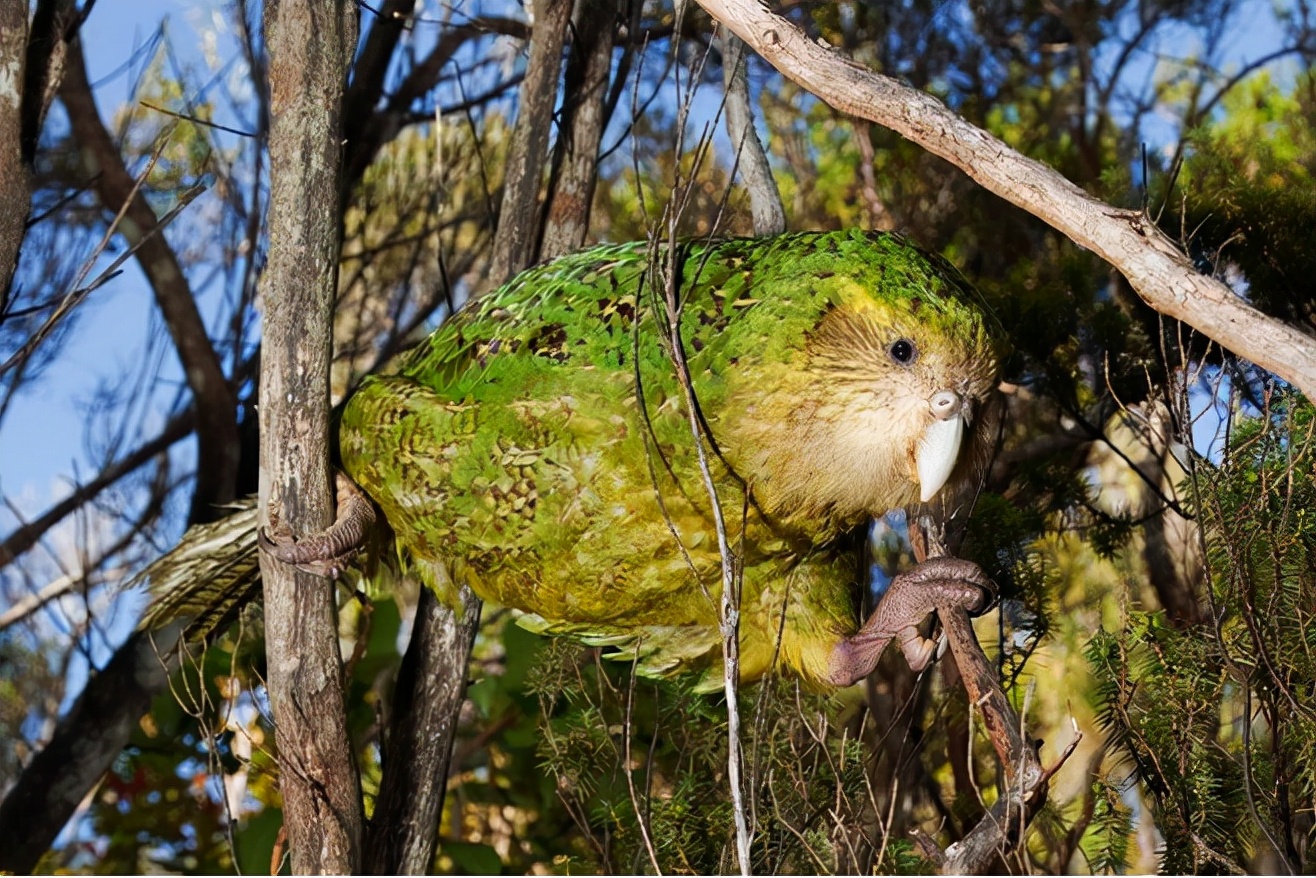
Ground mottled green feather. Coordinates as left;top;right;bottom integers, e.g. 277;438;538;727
339;230;1001;689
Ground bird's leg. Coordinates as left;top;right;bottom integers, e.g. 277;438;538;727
827;557;994;687
259;471;377;578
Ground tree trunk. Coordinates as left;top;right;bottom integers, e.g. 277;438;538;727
541;0;616;258
0;4;28;313
487;0;572;283
364;587;482;874
259;1;362;872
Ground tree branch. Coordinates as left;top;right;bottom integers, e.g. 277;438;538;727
0;4;30;316
720;29;785;236
259;0;362;871
540;0;616;258
342;15;531;200
59;39;240;522
364;587;482;874
695;0;1316;400
0;409;193;570
0;623;186;874
907;514;1080;874
486;0;572;285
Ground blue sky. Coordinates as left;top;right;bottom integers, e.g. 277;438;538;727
1;1;224;520
0;0;1304;628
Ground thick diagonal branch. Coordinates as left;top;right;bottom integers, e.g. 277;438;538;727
696;0;1316;400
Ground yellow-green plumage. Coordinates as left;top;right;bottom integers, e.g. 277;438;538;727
338;230;1001;689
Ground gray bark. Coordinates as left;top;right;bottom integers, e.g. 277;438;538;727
720;31;785;237
259;0;362;872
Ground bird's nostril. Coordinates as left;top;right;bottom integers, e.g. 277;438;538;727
930;390;961;421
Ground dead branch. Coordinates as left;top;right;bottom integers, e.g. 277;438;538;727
695;0;1316;400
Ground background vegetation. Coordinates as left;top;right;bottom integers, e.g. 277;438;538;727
1;0;1314;872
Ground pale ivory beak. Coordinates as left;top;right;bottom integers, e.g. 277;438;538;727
917;390;966;502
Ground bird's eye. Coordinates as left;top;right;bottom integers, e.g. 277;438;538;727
888;338;917;365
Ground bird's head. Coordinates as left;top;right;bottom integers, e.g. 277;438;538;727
805;284;1000;506
722;232;1003;530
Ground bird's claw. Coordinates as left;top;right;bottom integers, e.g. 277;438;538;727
258;472;376;579
827;556;995;687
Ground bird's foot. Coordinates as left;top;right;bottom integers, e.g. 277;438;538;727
258;471;377;578
827;556;994;687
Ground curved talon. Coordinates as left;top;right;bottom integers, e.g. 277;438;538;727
897;625;938;672
827;555;996;686
258;472;377;577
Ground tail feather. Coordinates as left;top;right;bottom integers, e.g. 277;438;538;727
135;500;263;644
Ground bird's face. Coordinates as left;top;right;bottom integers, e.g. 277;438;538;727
787;284;1000;517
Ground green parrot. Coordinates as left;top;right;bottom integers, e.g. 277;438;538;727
145;229;1002;690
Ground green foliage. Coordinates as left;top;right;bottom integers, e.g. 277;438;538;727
523;638;898;875
1079;778;1133;874
1087;396;1316;873
1174;72;1316;331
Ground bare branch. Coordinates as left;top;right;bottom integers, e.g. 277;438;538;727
696;0;1316;400
0;566;125;633
720;29;784;236
0;408;193;570
541;0;616;258
59;38;239;522
342;15;531;198
364;587;482;874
